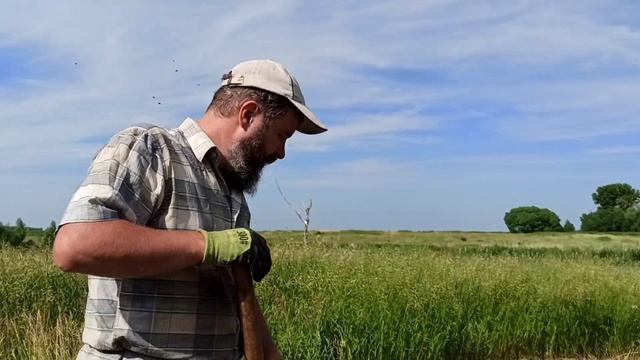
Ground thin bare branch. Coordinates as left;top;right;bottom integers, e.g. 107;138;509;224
275;180;293;207
275;180;306;224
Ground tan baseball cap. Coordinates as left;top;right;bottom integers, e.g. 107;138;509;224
220;59;327;134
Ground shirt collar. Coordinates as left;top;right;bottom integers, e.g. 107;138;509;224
178;117;216;163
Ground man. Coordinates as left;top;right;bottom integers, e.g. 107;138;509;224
53;59;327;360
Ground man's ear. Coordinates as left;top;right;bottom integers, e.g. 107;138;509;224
237;101;260;130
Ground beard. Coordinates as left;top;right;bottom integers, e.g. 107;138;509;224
220;124;273;195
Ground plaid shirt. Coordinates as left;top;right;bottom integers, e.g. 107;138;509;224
61;118;251;360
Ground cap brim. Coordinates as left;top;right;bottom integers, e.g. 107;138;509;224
289;99;327;135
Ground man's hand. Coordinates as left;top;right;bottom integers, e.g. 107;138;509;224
198;228;272;281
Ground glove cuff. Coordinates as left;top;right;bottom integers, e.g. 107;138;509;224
197;229;210;264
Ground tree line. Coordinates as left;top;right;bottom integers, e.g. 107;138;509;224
2;184;638;244
505;183;640;233
0;218;56;247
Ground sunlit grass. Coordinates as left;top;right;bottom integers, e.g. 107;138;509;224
3;231;640;359
0;246;85;360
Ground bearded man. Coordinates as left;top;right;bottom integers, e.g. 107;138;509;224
53;59;327;360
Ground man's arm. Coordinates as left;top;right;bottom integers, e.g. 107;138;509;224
53;220;204;278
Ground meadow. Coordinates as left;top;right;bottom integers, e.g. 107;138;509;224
2;231;640;359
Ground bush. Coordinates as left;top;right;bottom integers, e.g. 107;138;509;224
504;206;563;233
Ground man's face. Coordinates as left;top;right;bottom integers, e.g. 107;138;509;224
225;109;298;194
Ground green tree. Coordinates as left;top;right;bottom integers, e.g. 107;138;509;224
15;217;26;242
623;209;640;232
41;220;57;247
592;183;640;210
580;208;626;232
580;183;640;232
563;220;575;232
504;206;563;233
0;222;5;245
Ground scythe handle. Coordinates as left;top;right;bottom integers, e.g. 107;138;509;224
232;263;264;360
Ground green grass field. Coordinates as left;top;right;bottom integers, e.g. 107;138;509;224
2;231;640;359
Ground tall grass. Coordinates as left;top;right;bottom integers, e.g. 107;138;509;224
0;245;85;359
259;237;640;359
3;232;640;359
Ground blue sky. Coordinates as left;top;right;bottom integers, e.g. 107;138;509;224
1;1;639;231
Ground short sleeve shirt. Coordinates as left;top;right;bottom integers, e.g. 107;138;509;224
61;118;250;360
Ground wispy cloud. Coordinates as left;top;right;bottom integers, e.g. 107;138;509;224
589;146;640;156
290;110;439;151
275;157;421;189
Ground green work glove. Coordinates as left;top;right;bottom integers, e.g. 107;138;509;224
198;228;272;282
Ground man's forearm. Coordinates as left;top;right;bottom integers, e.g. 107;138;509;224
53;220;204;278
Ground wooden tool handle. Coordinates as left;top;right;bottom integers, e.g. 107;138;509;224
232;264;264;360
